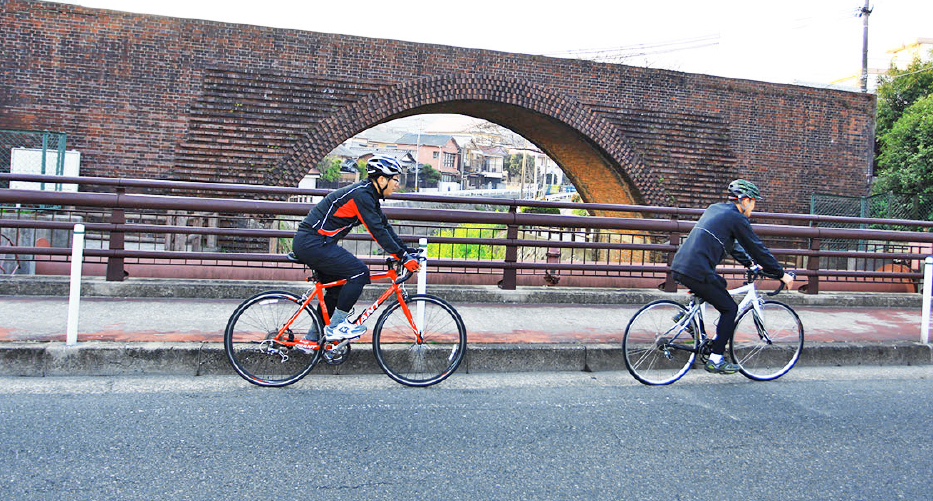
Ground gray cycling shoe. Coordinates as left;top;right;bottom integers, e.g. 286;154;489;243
704;359;740;374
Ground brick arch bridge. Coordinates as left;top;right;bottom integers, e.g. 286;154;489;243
274;75;647;206
0;0;875;213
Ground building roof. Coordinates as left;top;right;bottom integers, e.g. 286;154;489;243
395;133;459;148
479;145;508;157
356;129;408;144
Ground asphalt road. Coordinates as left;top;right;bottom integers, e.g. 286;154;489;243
1;367;930;501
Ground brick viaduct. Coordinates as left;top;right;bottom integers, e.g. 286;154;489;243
1;0;875;213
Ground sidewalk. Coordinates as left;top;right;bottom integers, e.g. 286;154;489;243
0;276;930;376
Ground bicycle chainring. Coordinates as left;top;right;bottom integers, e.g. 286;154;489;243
698;338;713;365
323;343;351;365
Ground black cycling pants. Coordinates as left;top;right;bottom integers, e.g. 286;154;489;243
292;231;371;314
672;272;738;356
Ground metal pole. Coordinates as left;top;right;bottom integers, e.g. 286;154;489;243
921;256;932;344
416;237;428;332
859;0;872;93
66;224;85;345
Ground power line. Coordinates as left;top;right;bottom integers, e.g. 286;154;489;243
543;34;720;59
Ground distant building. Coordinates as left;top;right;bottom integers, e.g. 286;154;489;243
460;140;505;189
394;133;461;185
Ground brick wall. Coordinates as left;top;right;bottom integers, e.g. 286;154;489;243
0;0;875;213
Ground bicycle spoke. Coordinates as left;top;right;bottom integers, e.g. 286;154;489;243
731;301;803;381
224;291;322;387
622;300;697;385
373;295;466;387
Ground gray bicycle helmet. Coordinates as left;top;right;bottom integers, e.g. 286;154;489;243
366;155;403;178
727;179;762;200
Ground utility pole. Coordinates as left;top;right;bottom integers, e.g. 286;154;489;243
859;0;873;93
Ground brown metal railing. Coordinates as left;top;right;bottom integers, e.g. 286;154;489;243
2;173;932;293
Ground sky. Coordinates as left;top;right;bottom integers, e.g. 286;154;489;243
47;0;932;131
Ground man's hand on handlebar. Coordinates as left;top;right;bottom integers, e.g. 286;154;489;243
780;272;795;290
402;253;421;273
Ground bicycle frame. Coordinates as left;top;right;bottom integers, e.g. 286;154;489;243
271;263;421;351
666;278;770;351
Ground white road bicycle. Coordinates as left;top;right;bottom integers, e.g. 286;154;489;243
622;270;803;385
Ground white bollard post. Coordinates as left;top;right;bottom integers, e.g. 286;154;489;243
416;238;428;332
66;224;86;346
921;256;932;344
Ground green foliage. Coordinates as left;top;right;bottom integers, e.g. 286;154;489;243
873;94;933;194
419;164;441;184
876;56;933;139
356;159;367;180
319;157;342;182
873;54;933;198
519;205;560;215
504;153;535;182
426;223;506;260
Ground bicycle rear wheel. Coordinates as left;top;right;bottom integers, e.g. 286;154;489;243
730;300;803;381
622;300;698;385
372;294;466;387
224;291;323;387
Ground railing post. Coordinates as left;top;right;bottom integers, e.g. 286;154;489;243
806;238;821;295
921;256;932;344
499;205;518;290
66;223;85;346
105;187;126;281
664;231;680;292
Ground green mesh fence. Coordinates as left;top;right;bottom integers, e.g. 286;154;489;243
0;129;68;190
811;192;933;229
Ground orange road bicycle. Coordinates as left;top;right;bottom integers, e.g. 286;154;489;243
224;251;467;388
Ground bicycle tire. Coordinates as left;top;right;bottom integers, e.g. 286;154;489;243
224;290;323;387
730;300;804;381
372;294;466;387
622;300;698;385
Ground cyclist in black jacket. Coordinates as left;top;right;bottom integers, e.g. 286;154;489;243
670;179;794;374
292;156;420;342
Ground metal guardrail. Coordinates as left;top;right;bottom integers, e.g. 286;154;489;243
2;173;932;293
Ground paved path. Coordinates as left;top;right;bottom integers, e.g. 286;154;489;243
0;295;924;344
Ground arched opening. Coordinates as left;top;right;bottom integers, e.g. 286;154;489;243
271;75;659;208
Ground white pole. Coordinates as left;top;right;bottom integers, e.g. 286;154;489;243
66;224;85;346
921;256;932;344
416;238;427;332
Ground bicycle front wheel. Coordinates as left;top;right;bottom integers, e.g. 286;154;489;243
224;291;323;387
372;294;467;387
622;300;698;385
730;300;804;381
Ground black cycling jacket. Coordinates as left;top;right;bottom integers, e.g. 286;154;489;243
297;179;406;259
671;202;783;282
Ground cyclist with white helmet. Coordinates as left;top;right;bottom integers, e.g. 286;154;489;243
292;155;420;342
670;179;795;374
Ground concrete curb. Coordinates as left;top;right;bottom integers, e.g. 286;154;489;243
0;275;924;308
1;341;929;378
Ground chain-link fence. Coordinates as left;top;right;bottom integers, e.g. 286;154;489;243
811;193;931;290
0;129;70;190
812;192;933;227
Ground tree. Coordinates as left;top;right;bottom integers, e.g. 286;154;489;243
419;164;441;185
356;159;367;180
873;93;933;194
875;56;933;139
318;157;342;182
505;153;535;183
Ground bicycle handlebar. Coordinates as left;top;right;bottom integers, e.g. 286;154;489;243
389;248;427;285
746;268;795;296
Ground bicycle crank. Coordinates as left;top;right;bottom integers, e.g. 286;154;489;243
323;341;351;365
